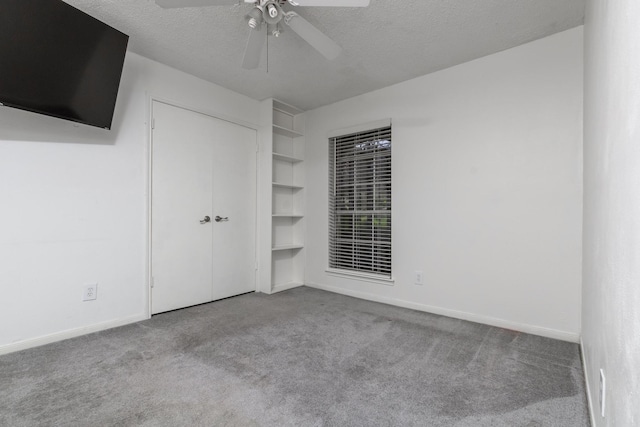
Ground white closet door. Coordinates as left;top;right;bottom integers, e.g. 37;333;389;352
151;101;256;314
211;119;257;301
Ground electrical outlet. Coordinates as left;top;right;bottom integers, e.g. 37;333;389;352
415;271;424;285
599;368;606;418
82;283;98;301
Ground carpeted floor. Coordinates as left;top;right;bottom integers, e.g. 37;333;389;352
0;287;590;426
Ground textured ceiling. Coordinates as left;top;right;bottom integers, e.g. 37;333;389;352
62;0;585;111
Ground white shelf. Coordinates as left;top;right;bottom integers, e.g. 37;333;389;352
272;244;304;251
273;124;303;138
273;182;304;190
273;152;303;163
273;100;303;116
273;213;304;218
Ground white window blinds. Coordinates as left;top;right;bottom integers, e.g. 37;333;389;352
329;125;392;277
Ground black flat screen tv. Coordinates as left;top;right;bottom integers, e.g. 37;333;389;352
0;0;129;129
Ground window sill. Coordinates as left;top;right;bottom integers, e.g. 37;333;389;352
325;268;395;286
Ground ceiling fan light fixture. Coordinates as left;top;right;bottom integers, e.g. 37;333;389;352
267;4;278;18
246;7;263;29
261;0;283;25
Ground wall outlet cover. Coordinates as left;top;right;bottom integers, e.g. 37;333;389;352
82;283;98;301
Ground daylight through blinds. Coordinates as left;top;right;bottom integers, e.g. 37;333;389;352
329;125;391;277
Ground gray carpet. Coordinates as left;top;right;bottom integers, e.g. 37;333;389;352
0;287;589;426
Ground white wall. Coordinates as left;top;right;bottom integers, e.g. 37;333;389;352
0;52;259;353
582;0;640;425
304;28;583;341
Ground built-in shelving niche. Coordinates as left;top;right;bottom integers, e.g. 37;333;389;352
270;100;304;292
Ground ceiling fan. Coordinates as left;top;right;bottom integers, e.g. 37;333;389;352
155;0;370;69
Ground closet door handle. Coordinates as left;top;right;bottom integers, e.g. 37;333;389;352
200;216;211;224
215;216;229;222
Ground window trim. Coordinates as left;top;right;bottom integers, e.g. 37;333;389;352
328;119;392;280
325;267;395;286
327;118;392;139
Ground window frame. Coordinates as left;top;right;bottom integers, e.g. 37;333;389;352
328;122;392;281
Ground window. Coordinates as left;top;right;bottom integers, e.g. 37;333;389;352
329;124;392;278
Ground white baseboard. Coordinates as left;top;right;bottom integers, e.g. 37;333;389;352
305;281;580;343
580;338;597;427
271;281;304;294
0;314;148;356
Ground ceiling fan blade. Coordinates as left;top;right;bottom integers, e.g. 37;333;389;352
155;0;239;9
288;0;369;6
242;27;266;69
285;14;342;61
